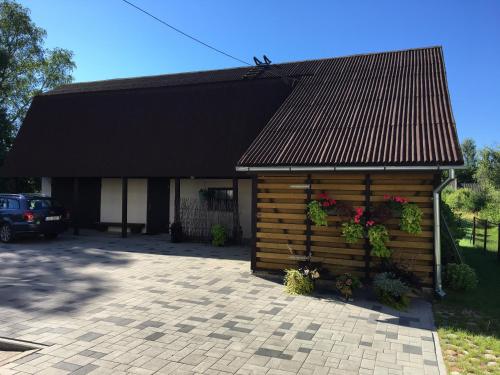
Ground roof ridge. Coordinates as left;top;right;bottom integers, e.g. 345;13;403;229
45;46;442;95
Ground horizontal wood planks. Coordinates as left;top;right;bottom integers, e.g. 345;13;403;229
254;172;437;285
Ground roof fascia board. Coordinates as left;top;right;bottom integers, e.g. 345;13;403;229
236;165;466;172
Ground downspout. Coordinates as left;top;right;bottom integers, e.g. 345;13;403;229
433;169;456;297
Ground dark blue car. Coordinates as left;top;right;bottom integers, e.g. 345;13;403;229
0;194;69;243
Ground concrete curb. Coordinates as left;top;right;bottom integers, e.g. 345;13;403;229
432;331;448;375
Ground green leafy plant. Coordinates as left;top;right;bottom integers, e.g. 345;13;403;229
400;203;423;234
210;224;227;246
373;272;411;310
341;221;364;244
368;224;391;258
307;200;328;226
284;269;315;295
335;273;362;300
444;263;478;291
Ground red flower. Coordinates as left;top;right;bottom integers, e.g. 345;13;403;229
331;199;337;205
366;220;375;227
354;217;360;224
322;201;330;207
383;194;390;200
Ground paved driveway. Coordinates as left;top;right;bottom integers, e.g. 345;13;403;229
0;232;444;375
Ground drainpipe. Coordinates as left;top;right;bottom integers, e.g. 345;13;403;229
433;169;456;297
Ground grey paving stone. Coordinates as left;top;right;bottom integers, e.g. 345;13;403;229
208;332;232;340
144;332;165;341
72;364;98;375
76;332;104;342
79;350;106;359
403;344;422;355
53;361;81;371
295;331;315;340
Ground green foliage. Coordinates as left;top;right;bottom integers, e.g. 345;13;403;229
444;263;478;291
400;203;423;234
210;224;227;246
476;146;500;189
441;201;467;264
373;272;410;310
456;138;477;183
477;186;500;223
442;187;487;213
307;200;328;226
283;269;314;295
341;221;364;244
367;224;391;257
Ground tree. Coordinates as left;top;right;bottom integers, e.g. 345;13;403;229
0;0;75;191
476;146;500;189
456;138;477;183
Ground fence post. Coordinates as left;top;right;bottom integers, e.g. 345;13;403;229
472;216;476;245
483;220;488;252
497;223;499;261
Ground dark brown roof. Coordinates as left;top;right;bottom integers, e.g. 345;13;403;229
2;78;293;177
238;46;463;167
2;46;463;178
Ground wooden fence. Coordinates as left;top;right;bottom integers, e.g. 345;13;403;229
254;172;437;286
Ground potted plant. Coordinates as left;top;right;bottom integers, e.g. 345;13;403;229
335;273;362;301
170;222;183;243
307;192;336;226
211;224;227;246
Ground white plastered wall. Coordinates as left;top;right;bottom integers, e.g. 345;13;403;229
41;177;52;197
168;178;252;239
100;178;148;231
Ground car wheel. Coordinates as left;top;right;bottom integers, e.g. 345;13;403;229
0;224;13;243
44;233;59;240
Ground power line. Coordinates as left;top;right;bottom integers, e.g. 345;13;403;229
120;0;251;66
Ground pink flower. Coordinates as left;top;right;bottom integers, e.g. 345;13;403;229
366;220;375;227
354;217;360;224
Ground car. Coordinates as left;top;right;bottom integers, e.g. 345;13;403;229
0;194;69;243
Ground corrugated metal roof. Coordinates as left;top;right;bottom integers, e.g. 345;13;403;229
238;46;463;167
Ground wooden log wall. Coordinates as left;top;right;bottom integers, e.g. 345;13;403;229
254;172;437;286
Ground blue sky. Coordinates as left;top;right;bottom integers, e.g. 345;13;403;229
19;0;500;147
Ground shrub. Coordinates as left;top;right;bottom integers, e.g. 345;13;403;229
442;187;488;213
376;260;421;289
341;221;364;244
211;224;227;246
284;269;314;295
444;263;478;291
367;224;391;258
373;272;411;310
400;203;423;234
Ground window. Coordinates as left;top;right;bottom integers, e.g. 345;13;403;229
0;198;20;209
203;188;233;211
27;198;62;210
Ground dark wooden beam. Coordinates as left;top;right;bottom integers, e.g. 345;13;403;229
73;177;79;235
121;177;128;238
305;174;312;257
251;175;257;271
174;177;180;223
364;173;371;281
232;177;241;244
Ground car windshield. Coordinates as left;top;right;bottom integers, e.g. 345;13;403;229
27;198;62;210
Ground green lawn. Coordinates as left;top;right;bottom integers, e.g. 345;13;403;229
434;242;500;374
